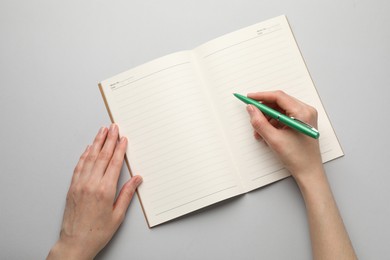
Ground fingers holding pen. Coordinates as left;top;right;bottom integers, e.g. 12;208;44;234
246;104;279;144
247;90;298;110
247;91;319;128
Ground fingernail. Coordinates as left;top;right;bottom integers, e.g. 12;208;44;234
246;105;254;116
120;136;127;143
109;124;117;133
135;176;143;186
99;127;106;135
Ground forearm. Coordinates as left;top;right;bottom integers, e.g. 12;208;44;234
245;91;356;258
295;168;357;260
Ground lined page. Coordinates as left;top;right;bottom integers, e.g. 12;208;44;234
100;51;243;227
194;16;343;192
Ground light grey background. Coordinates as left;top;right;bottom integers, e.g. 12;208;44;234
1;0;389;259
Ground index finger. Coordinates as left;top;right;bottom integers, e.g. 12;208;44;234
247;91;302;111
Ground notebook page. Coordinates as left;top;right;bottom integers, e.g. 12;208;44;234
194;16;343;192
100;51;243;227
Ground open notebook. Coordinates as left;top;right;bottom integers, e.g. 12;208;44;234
99;15;343;227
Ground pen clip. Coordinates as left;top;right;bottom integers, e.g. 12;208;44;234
290;117;319;132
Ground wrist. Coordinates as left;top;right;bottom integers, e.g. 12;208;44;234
292;165;327;194
47;239;91;260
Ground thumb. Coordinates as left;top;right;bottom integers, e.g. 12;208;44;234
114;175;143;222
246;105;278;142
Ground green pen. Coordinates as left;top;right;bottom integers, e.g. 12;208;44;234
233;93;320;139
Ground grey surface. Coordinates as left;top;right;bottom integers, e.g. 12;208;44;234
1;0;389;259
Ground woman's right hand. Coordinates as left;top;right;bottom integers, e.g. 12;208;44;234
245;91;323;183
